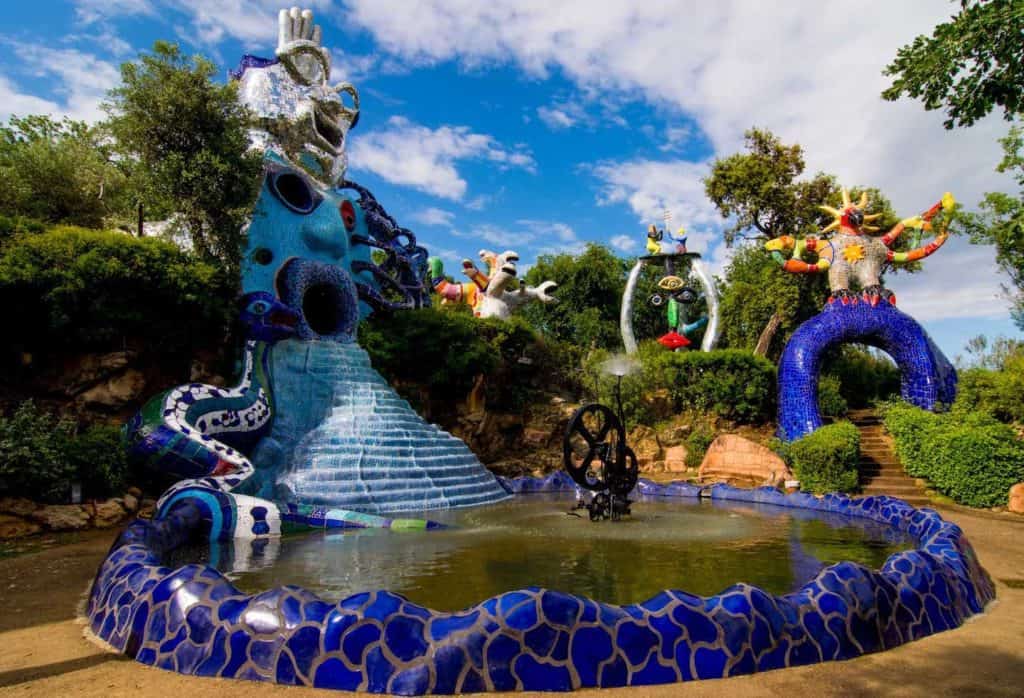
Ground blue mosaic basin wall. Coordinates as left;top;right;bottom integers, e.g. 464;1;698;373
85;479;994;694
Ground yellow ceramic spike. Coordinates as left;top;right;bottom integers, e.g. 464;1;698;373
942;192;956;211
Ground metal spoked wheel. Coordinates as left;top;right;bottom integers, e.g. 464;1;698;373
563;403;630;493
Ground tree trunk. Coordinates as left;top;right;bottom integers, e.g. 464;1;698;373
754;312;782;357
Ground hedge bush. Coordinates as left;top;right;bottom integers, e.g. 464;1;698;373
883;401;1024;508
776;421;860;494
0;225;233;354
0;400;128;502
955;358;1024;425
582;344;776;426
817;374;848;418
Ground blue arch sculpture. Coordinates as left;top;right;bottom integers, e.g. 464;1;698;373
777;301;957;441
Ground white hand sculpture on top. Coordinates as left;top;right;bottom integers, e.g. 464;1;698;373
276;7;328;86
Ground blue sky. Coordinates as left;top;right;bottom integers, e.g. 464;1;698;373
0;0;1019;361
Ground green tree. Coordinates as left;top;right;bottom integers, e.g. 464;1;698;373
882;0;1024;129
104;41;262;271
703;128;837;245
0;115;127;227
704;129;901;356
961;127;1024;327
520;243;627;349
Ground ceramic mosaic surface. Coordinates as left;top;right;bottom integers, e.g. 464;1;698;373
777;301;957;441
86;481;993;694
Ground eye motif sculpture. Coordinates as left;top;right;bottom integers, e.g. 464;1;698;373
429;249;558;320
765;189;954;306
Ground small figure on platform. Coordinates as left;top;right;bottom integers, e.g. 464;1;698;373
429;249;557;319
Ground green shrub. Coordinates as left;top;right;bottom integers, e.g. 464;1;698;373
64;424;129;498
817;374;848;418
685;428;715;468
824;345;900;408
883;401;1024;507
582;345;776;426
955;356;1024;424
0;401;132;502
0;400;76;502
776;421;860;494
0;226;233;354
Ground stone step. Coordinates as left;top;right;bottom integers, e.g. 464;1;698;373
862;475;918;487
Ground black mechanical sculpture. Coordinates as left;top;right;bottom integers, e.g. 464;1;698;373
562;398;638;521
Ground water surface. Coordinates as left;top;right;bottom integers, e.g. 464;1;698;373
166;495;914;611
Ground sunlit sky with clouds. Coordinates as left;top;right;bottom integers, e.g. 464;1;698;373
1;0;1019;359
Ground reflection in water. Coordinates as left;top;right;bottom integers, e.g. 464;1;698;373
165;496;914;611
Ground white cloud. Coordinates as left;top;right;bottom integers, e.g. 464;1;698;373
350;115;535;200
537;105;574;130
2;43;120;122
0;76;62;122
340;0;1013;214
410;207;455;227
610;234;637;253
660;125;692;152
888;236;1013;322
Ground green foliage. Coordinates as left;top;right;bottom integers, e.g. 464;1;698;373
0;225;233;353
520;243;627;349
583;344;776;426
824;345;901;408
717;243;830;359
358;306;498;404
955;341;1024;424
63;423;129;499
685;428;715;468
882;0;1024;129
0;400;76;502
961;126;1024;329
884;401;1024;508
0;401;129;502
776;422;860;495
703;128;837;245
104;41;261;271
817;374;848;418
0;115;127;228
358;306;579;411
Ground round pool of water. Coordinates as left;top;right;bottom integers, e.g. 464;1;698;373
165;495;914;611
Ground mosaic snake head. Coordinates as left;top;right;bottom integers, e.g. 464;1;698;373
238;291;300;341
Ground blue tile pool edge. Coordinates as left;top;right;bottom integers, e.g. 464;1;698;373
84;477;994;694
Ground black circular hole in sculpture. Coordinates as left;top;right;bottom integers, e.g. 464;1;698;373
273;172;315;213
302;283;346;336
252;247;274;265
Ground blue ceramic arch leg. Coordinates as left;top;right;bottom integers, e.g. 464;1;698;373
777;302;957;441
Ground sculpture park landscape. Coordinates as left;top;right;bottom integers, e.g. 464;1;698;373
0;4;1010;696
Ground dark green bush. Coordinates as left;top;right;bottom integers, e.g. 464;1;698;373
65;423;129;498
685;428;715;468
817;374;848;418
883;401;1024;507
0;226;233;354
776;421;860;494
0;401;131;502
582;344;776;426
0;400;76;502
824;345;900;408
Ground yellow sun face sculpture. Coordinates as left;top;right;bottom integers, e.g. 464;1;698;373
843;244;865;264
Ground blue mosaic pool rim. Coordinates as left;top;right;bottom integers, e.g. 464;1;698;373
85;477;994;694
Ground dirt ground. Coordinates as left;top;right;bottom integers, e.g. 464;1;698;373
0;506;1022;697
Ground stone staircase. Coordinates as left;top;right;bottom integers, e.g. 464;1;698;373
851;409;931;507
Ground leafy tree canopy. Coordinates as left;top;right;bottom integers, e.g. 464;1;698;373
882;0;1024;129
0;115;127;228
104;41;262;272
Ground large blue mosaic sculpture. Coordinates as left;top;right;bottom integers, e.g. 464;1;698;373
122;7;508;540
777;301;957;441
768;188;957;441
85;481;993;694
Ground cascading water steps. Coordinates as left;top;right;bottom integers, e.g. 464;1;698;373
258;339;510;515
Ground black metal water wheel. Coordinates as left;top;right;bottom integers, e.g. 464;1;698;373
563;403;635;493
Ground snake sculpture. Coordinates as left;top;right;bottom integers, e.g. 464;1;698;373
123;296;443;541
765;189;955;305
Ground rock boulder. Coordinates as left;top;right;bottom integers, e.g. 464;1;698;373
1009;483;1024;515
699;435;792;488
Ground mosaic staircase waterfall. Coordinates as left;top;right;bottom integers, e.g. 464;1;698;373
260;339;510;514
